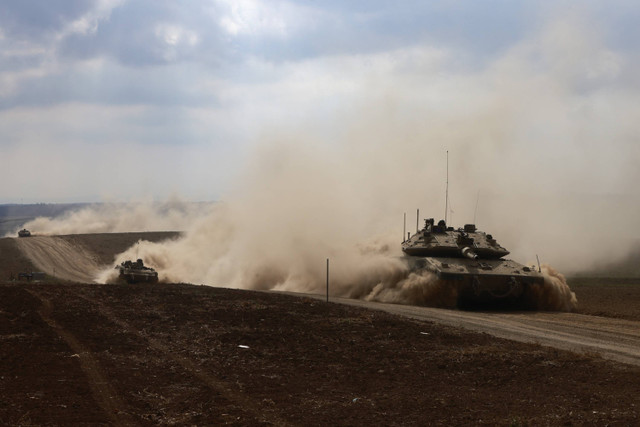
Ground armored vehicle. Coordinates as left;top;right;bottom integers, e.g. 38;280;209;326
18;229;31;237
402;218;543;306
117;259;158;284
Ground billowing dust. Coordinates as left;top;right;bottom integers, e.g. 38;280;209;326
37;17;619;312
94;203;577;311
10;198;212;237
525;265;577;311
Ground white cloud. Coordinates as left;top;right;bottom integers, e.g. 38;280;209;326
215;0;313;37
153;23;200;61
62;0;126;38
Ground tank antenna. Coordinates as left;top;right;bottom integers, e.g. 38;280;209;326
416;209;419;233
473;190;480;225
403;212;406;242
536;254;541;273
444;150;449;224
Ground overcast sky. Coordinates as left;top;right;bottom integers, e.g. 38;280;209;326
1;0;639;204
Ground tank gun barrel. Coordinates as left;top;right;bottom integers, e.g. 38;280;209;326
461;247;478;260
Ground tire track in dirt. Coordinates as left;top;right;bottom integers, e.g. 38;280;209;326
293;293;640;366
15;237;101;283
74;292;294;426
26;289;137;426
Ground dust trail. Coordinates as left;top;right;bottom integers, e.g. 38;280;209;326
524;265;577;311
7;199;213;237
96;233;462;308
363;272;459;308
86;17;622;311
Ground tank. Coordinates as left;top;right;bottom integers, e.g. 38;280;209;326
116;259;158;284
18;229;31;237
402;218;543;306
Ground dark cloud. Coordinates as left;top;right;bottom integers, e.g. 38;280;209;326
0;0;93;40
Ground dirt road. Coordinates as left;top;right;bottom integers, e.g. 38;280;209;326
14;236;101;283
304;294;640;366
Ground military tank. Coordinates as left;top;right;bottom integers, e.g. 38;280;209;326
402;218;543;306
18;229;31;237
116;259;158;284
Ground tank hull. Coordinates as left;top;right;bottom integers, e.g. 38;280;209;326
118;268;159;284
116;259;158;284
406;256;544;304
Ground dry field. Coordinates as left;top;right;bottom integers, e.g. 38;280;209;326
570;277;640;321
1;233;640;425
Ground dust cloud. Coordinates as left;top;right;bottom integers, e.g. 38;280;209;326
47;16;640;312
525;265;578;312
10;199;212;236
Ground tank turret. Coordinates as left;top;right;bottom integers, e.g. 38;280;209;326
402;218;510;259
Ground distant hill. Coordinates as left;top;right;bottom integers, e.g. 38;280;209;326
0;203;91;236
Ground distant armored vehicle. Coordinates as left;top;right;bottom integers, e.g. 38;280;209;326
402;218;543;306
117;259;158;284
18;229;31;237
18;271;46;281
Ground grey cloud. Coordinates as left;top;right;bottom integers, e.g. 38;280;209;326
0;62;218;110
0;0;93;40
241;0;535;62
59;0;226;67
1;1;639;119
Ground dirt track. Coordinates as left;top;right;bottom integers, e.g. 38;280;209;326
305;295;640;366
11;232;180;283
14;236;100;282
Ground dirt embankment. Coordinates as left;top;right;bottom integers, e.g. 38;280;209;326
14;236;102;283
2;283;639;426
4;232;180;282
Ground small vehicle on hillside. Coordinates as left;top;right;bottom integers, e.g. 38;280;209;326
18;229;31;237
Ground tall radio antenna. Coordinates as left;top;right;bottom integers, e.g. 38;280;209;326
444;150;449;224
473;190;480;225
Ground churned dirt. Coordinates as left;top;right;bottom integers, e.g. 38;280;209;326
2;282;640;426
2;233;640;425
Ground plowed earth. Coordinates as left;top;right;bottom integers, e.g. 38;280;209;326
2;234;640;425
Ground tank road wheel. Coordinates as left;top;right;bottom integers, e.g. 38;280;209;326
485;277;523;299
